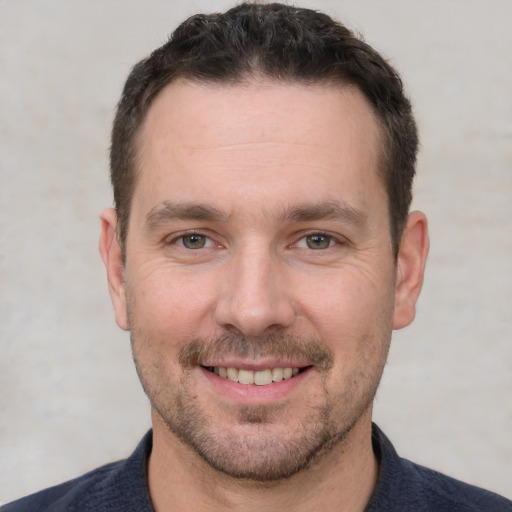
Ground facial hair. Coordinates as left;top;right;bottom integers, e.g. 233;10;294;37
131;331;385;482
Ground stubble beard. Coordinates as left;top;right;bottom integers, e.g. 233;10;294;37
131;331;388;482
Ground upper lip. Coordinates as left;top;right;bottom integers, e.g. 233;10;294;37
200;359;311;371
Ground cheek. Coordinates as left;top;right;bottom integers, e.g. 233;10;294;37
126;264;218;343
299;268;395;352
305;271;393;320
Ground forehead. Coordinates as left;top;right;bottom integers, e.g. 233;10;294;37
134;79;385;220
140;79;381;155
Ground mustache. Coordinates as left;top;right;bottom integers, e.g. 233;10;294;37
179;332;334;371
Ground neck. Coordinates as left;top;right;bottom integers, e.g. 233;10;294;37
148;410;378;512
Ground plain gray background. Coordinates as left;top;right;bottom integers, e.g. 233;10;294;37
1;0;511;504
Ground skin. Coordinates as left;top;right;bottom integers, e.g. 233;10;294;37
100;80;429;512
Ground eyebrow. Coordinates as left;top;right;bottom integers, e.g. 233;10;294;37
145;199;367;231
277;201;368;227
145;201;229;231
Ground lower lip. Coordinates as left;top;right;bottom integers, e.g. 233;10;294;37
199;366;313;405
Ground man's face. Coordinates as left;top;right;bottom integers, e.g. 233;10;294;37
108;80;404;480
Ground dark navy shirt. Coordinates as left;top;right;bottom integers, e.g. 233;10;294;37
3;425;511;511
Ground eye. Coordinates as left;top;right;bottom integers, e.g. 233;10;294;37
180;234;209;249
305;234;333;250
296;233;337;250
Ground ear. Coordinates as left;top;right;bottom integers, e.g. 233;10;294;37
99;208;129;330
393;211;429;330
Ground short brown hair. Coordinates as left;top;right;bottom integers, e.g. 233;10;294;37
110;2;418;256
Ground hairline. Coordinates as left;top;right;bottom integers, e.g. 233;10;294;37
120;74;396;258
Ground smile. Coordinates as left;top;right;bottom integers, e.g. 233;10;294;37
204;366;304;385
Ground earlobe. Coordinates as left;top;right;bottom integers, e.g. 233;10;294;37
99;208;129;330
393;211;430;330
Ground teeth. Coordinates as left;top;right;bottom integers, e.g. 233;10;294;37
238;369;254;385
254;369;272;386
226;367;239;382
210;366;301;385
272;368;284;382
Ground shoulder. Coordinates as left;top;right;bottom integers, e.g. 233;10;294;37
1;461;122;512
368;424;512;512
394;457;512;511
1;431;154;512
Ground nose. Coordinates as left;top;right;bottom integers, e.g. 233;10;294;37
214;243;296;337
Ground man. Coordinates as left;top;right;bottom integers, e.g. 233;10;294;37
3;3;510;511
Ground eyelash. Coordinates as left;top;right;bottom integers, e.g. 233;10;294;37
166;231;218;250
292;231;343;250
166;230;343;251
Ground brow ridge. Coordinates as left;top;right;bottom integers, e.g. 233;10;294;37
145;201;229;230
145;199;367;231
277;201;367;227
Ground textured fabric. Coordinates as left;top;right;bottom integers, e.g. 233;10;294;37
366;428;512;511
1;432;154;512
3;425;511;511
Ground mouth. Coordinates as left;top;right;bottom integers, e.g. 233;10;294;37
202;366;311;386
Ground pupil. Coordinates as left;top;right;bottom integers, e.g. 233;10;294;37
307;234;329;249
184;234;205;248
